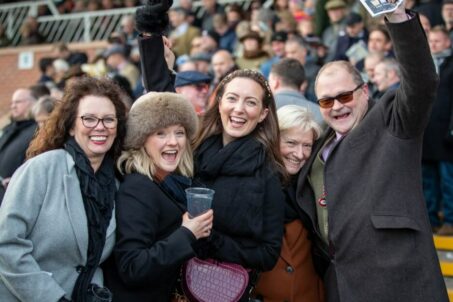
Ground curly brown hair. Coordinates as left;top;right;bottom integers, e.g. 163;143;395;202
26;76;128;160
193;69;288;181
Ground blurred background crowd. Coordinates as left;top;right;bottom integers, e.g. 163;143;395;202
0;0;452;233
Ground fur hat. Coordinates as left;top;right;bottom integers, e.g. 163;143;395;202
125;92;199;149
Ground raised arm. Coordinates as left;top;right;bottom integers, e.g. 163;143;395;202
383;1;438;137
136;0;176;93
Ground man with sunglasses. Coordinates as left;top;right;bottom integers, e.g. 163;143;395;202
296;1;448;301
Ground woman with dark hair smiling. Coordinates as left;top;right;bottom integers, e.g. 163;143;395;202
191;69;286;301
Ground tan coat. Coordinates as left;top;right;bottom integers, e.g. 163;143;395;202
171;26;200;57
254;219;325;302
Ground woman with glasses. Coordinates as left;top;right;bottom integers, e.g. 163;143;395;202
0;77;127;302
253;105;325;302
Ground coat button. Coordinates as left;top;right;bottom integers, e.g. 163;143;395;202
286;265;294;273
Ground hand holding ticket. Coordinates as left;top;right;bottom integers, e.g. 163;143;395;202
359;0;404;17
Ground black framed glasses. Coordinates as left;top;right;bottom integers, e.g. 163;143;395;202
80;116;118;129
317;83;364;109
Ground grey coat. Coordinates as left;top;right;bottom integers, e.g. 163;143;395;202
0;149;116;302
296;16;448;302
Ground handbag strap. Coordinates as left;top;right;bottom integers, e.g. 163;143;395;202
247;270;260;298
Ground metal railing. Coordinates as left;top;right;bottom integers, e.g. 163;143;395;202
37;7;135;44
0;0;253;46
0;1;136;46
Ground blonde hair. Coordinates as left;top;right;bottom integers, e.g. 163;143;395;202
277;105;322;140
117;138;194;180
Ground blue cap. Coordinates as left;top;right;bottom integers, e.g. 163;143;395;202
103;44;126;58
174;71;212;88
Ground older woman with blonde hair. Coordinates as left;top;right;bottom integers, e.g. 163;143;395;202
254;104;325;302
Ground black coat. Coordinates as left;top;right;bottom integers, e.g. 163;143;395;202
422;54;453;161
296;16;448;302
104;173;196;302
333;30;368;61
0;119;37;202
193;135;285;271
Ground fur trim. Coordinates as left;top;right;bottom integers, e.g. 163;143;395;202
125;92;198;149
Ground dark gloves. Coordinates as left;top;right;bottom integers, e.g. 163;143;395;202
191;230;222;259
135;0;174;35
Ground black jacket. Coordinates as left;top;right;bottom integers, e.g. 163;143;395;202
0;119;37;202
104;173;196;302
422;53;453;161
194;135;285;272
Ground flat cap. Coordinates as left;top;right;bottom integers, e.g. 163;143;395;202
345;12;363;26
325;0;347;10
271;31;288;42
103;44;126;58
174;71;212;88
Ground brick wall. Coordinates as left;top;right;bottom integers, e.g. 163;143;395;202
0;41;108;128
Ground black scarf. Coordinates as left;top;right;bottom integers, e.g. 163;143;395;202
283;177;299;224
195;135;266;179
159;173;192;210
65;137;116;302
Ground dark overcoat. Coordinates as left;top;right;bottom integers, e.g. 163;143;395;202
296;15;448;302
103;173;196;302
0;119;36;202
422;53;453;161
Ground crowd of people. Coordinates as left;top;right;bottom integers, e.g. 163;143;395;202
0;0;452;301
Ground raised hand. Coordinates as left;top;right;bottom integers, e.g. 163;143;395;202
163;36;175;70
385;0;409;22
135;0;174;34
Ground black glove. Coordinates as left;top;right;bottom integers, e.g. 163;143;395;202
135;0;174;35
191;230;221;259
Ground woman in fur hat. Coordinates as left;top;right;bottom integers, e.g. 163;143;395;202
191;69;286;301
103;92;213;301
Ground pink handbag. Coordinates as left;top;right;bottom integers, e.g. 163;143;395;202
182;257;249;302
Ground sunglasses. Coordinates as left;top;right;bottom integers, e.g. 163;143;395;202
317;83;364;109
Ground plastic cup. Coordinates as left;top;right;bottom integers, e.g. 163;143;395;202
185;187;215;218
